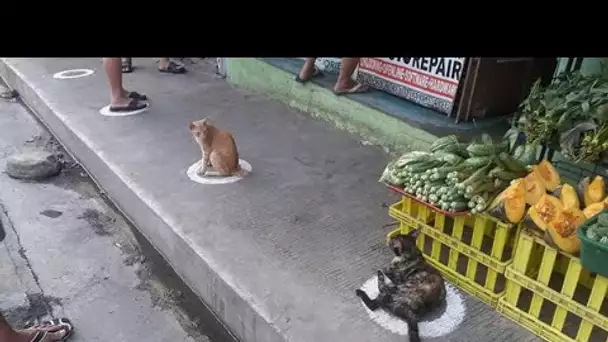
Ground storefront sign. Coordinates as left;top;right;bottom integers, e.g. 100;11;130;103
357;57;467;114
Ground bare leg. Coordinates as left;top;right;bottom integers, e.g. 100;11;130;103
0;313;68;342
103;58;129;107
334;58;368;94
157;58;171;70
103;58;147;110
297;58;318;82
157;58;186;73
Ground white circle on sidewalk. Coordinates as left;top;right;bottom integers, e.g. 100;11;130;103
358;276;466;338
187;159;251;185
53;69;95;79
99;103;150;117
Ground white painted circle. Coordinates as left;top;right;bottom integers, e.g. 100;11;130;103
99;103;150;117
53;69;95;79
187;159;252;185
358;276;466;338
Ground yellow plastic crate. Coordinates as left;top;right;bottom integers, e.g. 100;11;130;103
388;199;521;307
498;230;608;342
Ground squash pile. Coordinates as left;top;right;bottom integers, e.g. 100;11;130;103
488;159;608;254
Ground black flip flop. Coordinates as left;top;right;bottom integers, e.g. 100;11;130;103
294;68;322;84
121;58;133;73
158;61;187;74
128;91;147;101
109;99;148;112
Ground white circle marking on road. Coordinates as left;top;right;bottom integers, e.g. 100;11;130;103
359;276;466;338
52;69;95;80
187;159;252;185
99;103;150;117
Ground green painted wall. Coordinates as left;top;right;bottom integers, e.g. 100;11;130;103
225;58;439;154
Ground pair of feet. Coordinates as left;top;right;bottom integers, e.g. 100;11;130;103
9;318;73;342
121;58;187;74
109;89;148;112
295;66;369;95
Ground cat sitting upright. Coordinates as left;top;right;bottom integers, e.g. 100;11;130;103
189;118;242;177
356;229;446;342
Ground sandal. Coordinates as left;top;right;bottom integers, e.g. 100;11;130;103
158;61;187;74
127;91;147;101
109;99;148;112
294;68;322;84
121;58;133;73
333;82;370;96
25;318;74;341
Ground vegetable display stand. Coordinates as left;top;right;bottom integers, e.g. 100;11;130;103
388;199;521;307
497;230;608;342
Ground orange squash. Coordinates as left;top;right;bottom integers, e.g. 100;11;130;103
525;194;564;231
544;207;585;254
489;179;527;224
524;171;546;206
583;202;605;219
533;161;561;191
551;183;580;210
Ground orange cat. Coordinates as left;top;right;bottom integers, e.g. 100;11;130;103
189;118;241;177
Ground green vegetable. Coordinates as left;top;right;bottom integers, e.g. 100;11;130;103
462;157;492;168
430;135;460;153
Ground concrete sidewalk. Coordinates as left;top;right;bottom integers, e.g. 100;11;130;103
0;58;538;342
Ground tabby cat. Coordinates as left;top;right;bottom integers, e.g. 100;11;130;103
355;229;446;342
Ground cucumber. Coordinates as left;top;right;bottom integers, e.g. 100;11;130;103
462;164;492;186
430;135;460;153
433;152;464;166
497;152;528;173
466;143;493;157
409;160;443;172
395;152;433;168
466;181;495;196
488;166;524;181
462;156;492;168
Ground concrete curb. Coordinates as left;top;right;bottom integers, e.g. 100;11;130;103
0;59;284;342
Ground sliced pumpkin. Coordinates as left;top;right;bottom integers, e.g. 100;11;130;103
583;202;605;219
524;206;547;231
490;179;527;224
533;161;561;191
588;176;606;204
544;207;585;254
524;171;546;206
578;176;606;207
551;183;580;210
525;194;564;231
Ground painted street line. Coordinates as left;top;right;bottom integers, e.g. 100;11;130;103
187;159;252;185
359;276;466;338
53;69;95;80
99;103;150;117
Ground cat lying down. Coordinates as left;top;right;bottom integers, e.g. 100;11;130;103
189;118;245;178
356;229;446;342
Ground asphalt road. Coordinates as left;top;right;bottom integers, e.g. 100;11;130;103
0;86;235;342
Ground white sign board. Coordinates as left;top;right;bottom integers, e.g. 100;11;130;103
357;57;467;114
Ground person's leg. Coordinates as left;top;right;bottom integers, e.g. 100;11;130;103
102;58;147;111
0;313;70;341
157;58;186;74
296;58;321;83
333;57;368;94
